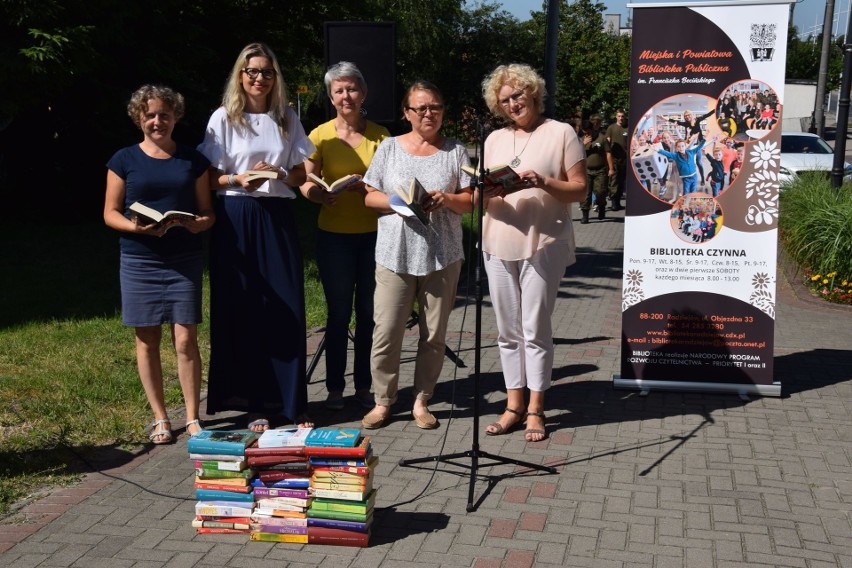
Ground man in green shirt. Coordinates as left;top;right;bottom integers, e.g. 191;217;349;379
605;109;628;211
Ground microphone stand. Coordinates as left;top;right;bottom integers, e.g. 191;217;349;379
399;117;556;512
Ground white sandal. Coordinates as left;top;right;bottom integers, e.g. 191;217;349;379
148;418;172;444
186;419;204;437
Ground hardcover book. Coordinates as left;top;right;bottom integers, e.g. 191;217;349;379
257;427;313;448
187;430;258;457
250;514;308;527
253;487;312;500
307;526;370;547
189;453;246;462
304;437;371;459
195;501;254;517
249;531;308;543
307;509;370;523
244;445;306;458
247;455;309;468
304;428;362;448
196;488;255;502
195;468;255;479
194;460;248;471
252;476;311;488
308;456;371;468
310;489;376;514
311;455;378;475
307;517;371;533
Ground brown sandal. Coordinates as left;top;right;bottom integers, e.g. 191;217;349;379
485;407;525;436
524;411;547;442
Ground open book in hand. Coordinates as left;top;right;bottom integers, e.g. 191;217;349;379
128;201;195;232
462;164;526;194
307;172;362;194
389;177;432;225
244;170;279;182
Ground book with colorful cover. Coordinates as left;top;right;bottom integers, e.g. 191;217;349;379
195;475;250;486
197;527;248;534
257;427;313;448
307;516;371;532
307;526;370;547
304;437;371;458
311;456;378;475
253;487;311;500
249;531;309;543
304;428;362;448
256;471;311;484
250;523;308;535
192;519;250;530
307;508;370;523
187;430;258;457
196;468;255;479
311;470;373;483
250;514;308;527
195;501;254;517
310;489;376;514
194;459;248;471
311;477;373;493
253;507;308;519
312;487;370;502
255;497;311;510
308;456;372;468
252;476;311;488
196;488;255;502
194;481;252;493
244;445;306;458
189;453;246;462
195;515;252;524
248;455;309;468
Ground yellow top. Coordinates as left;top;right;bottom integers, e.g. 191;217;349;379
308;119;390;233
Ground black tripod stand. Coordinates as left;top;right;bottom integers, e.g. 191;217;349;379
398;119;556;512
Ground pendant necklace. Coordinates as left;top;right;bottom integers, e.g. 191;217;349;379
511;127;535;168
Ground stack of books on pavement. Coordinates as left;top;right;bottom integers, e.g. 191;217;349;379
304;429;375;547
248;428;313;543
188;430;259;534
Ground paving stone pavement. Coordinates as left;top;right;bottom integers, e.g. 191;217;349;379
2;206;851;568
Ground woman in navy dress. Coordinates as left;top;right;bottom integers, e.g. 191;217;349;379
198;42;315;431
104;85;214;444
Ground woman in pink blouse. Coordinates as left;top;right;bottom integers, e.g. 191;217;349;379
478;64;586;442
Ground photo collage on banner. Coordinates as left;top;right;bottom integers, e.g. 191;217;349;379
617;1;790;395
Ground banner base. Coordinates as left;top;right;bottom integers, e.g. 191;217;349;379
613;376;781;397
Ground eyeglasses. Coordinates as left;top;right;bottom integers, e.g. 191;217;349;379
499;90;526;107
242;67;276;80
406;104;444;116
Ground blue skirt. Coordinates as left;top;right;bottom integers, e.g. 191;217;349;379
206;196;307;421
120;251;202;327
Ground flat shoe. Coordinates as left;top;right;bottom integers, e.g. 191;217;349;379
148;418;173;445
412;409;438;430
485;407;524;436
362;406;390;430
186;419;204;437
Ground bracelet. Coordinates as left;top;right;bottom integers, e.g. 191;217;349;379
227;174;236;187
279;167;289;181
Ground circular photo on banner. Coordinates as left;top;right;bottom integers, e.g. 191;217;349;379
716;79;781;142
630;94;717;203
670;193;723;244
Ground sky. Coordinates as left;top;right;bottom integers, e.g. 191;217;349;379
496;0;851;39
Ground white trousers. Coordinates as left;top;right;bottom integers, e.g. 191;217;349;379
483;244;570;392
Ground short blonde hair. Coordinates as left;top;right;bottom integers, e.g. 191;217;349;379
127;85;184;128
481;64;546;119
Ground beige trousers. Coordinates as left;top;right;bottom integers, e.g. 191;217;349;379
370;260;462;406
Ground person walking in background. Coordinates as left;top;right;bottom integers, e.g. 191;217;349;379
605;108;628;211
104;85;214;444
198;42;315;432
580;119;610;224
359;80;473;431
479;64;586;442
299;62;390;411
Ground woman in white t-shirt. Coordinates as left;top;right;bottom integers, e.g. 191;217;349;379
478;64;586;442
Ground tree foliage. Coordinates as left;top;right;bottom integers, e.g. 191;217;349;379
0;0;636;219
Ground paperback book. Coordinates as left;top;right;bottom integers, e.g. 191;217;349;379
194;459;248;471
249;531;308;543
304;437;371;459
311;455;378;475
192;519;250;530
257;427;313;448
307;508;370;523
306;172;362;194
187;430;258;457
307;516;371;533
195;501;254;517
310;489;376;514
307;526;370;547
196;488;255;502
304;428;362;448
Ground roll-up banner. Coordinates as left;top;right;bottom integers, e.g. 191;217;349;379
617;1;793;396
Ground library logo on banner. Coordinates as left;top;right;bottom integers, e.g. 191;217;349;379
749;23;777;62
